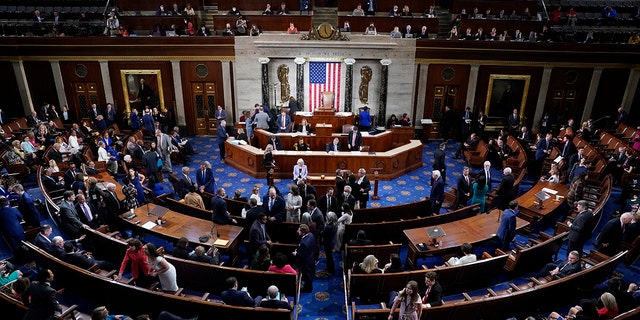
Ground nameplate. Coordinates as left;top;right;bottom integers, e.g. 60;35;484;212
142;221;157;229
541;187;558;195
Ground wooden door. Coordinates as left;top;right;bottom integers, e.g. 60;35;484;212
71;82;99;120
192;82;217;136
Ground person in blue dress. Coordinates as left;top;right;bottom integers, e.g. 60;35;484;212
127;168;146;205
358;106;372;132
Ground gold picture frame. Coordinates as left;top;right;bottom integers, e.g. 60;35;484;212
485;74;530;119
120;69;165;113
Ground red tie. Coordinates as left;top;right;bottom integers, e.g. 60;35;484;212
422;286;431;304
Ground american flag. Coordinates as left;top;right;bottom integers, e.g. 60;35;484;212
308;61;341;111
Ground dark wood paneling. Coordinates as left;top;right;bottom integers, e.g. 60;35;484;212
422;64;471;121
218;0;301;13
545;67;594;132
459;19;543;35
592;68;630;123
475;65;543;129
452;1;540;15
337;0;431;14
117;1;201;11
180;61;224;135
214;15;313;32
23;61;58;111
59;61;105;121
338;16;438;34
0;61;23;119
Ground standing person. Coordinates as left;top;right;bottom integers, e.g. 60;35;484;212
117;238;151;287
440;106;455;141
354;168;371;209
334;203;353;251
215;105;226;124
0;196;25;254
388;281;422;320
144;243;178;292
470;175;488;212
323;212;337;274
567;200;596;257
217;120;228;162
358;106;372;131
249;213;272;263
497;200;518;251
196;161;215;194
495;167;515;210
347;126;363;151
456;167;472;209
155;129;173;173
430;170;444;215
507;108;520;136
21;269;62;320
285;184;302;222
595;212;633;256
293;224;317;293
433;142;446;184
211;188;237;225
15;184;40;228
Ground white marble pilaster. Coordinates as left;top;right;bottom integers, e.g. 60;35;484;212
532;67;553;131
621;68;640;112
99;61;114;104
582;68;603;124
465;65;479;111
50;61;68;108
170;60;186;126
221;60;233;116
12;61;33;113
415;63;429;128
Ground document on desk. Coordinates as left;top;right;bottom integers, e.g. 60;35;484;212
142;221;157;230
541;187;558;195
214;239;229;246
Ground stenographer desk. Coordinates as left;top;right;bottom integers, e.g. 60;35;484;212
403;211;529;269
225;139;423;180
293;111;355;134
515;181;569;224
255;128;396;152
120;204;243;265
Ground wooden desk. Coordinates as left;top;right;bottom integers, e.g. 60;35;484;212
307;175;337;196
121;204;244;265
315;123;333;137
254;129;394;152
92;172;124;200
516;181;568;224
226;139;424;180
403;211;529;268
294;112;354;134
390;127;415;147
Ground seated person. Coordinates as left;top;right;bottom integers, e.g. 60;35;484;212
258;285;292;310
0;261;23;286
454;132;480;159
386;114;399;128
147;175;172;197
534;250;581;279
268;253;297;275
227;6;241;16
221;276;256;307
266;135;283;151
293;158;308;183
446;242;477;266
295;118;312;134
348;229;372;246
400;113;412;126
61;241;115;271
352;254;383;274
188;245;220;265
326;137;342;153
364;23;377;35
286;23;298;34
294;138;309;151
382;253;404;273
222;23;234;36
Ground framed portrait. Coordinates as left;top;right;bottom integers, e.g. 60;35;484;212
120;69;165;113
484;74;530;119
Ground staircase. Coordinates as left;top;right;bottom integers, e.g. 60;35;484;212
436;10;451;39
312;7;338;28
202;4;218;31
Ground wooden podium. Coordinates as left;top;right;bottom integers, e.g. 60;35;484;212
315;123;333;136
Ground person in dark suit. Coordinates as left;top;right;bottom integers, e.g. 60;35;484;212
177;167;193;199
297;180;317;213
104;103;117;127
326;137;342;153
567;200;596;257
517;126;531;143
188;245;220;265
102;183;122;227
249;213;272;262
507;108;520;136
534;250;582;279
456;167;472;209
0;196;25;253
354;168;371;209
560;134;577;159
42;167;64;192
535;133;553;161
258;285;293;310
615;107;628;128
34;225;54;252
595;212;634;256
244;198;266;224
430;170;444;215
440;106;455;141
568;147;585;175
215;105;227;124
62;163;80;190
217;119;229;162
0;108;8;125
293;224;317;292
129;109;141;131
497;200;518;251
211;188;237;225
347;126;363;151
339;185;357;210
266;135;283;151
433;142;446;184
275;109;292;133
318;187;338;215
22;268;62;320
221;276;256;307
75;194;101;229
195;161;215;194
475;110;486;137
495;167;515;210
262;187;285;223
142;109;155;135
61;242;115;271
58;191;87;239
422;272;443;308
142;144;159;179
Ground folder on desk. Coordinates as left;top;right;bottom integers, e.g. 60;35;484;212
214;239;229;246
417;243;430;251
426;226;446;239
149;206;170;218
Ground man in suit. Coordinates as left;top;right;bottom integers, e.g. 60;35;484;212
276;109;292;133
221;277;256;307
595;212;634;256
339;185;357;210
142;143;159;179
244;198;266;224
156;129;173;172
497;200;518;251
326;137;342;153
75;193;101;229
62;241;115;271
34;225;54;252
102;183;122;226
217;119;229;162
347;126;363;151
293;224;317;292
0;108;7;125
479;161;493;190
430;170;444;215
63;163;80;190
615;107;628;128
177;167;193;199
89;103;101;122
507;108;520;136
318;187;338;215
211;188;237;225
266;135;283;151
534;250;582;279
569;158;589;183
196;161;216;193
131;140;145;161
456;167;472;209
454;132;479;159
422;272;444;308
22;268;62;320
27;111;43;127
142;109;155;135
48;143;64;164
433;142;447;184
496;138;513;166
42;167;64;192
517;126;531;143
215;105;227;124
0;196;25;253
440;106;455;141
262;187;285;223
58;191;88;239
461;106;473;141
534;132;553;179
104;103;117;127
130;109;141;131
567;200;596;257
188;245;220;265
568;146;585;174
496;167;515;210
475;110;486;137
560;134;577;159
249;213;272;262
354;168;371;209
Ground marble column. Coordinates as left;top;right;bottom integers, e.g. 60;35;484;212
12;61;33;113
99;61;114;104
621;68;640;112
378;59;392;127
465;65;479;111
294;57;305;109
259;57;270;106
344;58;356;112
49;61;68;108
532;66;553;131
170;60;186;126
582;68;602;124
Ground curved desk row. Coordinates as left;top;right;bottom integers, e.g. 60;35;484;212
225;139;424;180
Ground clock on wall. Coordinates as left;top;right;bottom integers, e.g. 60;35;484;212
317;22;335;40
